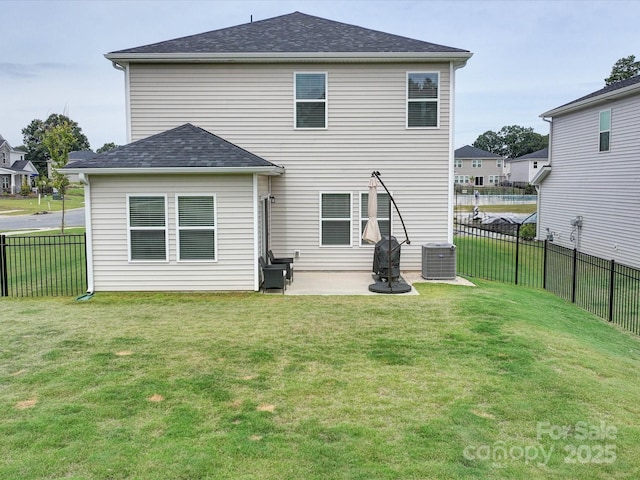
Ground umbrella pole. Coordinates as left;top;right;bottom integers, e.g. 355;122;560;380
369;171;411;294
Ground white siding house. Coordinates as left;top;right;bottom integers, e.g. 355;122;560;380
534;75;640;269
66;12;472;292
506;148;549;186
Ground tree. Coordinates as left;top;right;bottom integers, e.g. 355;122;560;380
42;121;75;234
22;114;90;176
472;125;548;159
96;142;119;153
605;55;640;85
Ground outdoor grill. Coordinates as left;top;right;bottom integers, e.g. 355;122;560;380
372;235;401;282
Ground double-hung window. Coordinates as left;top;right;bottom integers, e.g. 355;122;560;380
320;193;352;246
128;195;168;261
177;195;216;261
472;159;482;168
295;73;327;129
454;158;462;168
599;109;611;152
360;192;391;245
407;72;439;128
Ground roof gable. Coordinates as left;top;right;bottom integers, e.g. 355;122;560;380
513;147;548;161
64;124;281;171
455;145;503;159
542;75;640;117
109;12;469;56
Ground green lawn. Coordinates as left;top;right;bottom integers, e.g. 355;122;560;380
0;186;85;215
1;282;639;479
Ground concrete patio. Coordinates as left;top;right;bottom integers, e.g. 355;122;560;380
274;271;474;295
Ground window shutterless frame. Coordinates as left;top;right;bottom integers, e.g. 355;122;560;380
319;192;352;246
175;194;217;262
406;72;439;128
599;109;611;152
294;72;328;129
127;194;169;262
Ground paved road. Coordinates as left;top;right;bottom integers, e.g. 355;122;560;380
0;208;86;232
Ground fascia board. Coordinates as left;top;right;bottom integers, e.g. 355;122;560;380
540;82;640;118
63;166;285;176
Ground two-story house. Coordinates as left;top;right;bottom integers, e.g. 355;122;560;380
0;134;38;194
65;12;472;292
454;145;505;187
534;75;640;269
505;147;548;187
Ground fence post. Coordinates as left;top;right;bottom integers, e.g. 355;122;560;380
608;259;615;323
515;224;521;285
543;239;548;290
571;248;578;304
0;235;7;297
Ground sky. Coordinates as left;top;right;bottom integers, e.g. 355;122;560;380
1;0;638;151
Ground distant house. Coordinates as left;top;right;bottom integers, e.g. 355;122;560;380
67;151;98;183
506;147;548;186
0;134;38;194
534;75;640;268
65;12;472;292
454;145;505;187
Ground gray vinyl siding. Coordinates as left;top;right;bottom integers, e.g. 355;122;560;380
127;62;454;271
538;93;640;268
88;174;256;291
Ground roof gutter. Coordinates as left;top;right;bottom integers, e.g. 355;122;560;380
104;51;473;65
63;165;285;176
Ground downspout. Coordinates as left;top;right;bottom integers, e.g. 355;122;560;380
447;60;468;243
537;116;553;240
78;173;94;294
111;61;132;143
253;174;260;292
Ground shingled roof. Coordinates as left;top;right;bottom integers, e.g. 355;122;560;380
63;124;283;174
541;75;640;117
107;11;470;57
454;145;503;159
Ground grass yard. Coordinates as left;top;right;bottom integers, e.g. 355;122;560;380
1;281;639;479
0;186;85;215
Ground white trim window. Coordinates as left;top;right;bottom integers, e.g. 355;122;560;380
599;109;611;152
295;72;327;129
127;195;168;261
320;192;352;246
489;175;500;185
472;159;482;168
454;175;470;184
454;158;462;168
176;195;217;261
360;192;391;246
407;72;439;128
496;159;503;168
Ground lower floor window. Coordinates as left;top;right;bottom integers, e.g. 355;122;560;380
177;195;217;261
321;193;352;246
128;195;168;261
455;175;470;184
489;175;500;184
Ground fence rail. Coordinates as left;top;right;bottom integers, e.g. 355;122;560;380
0;234;87;297
455;221;640;335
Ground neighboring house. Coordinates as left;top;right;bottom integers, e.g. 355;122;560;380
454;145;505;187
65;12;472;292
67;151;99;183
0;134;38;194
533;75;640;269
505;147;549;186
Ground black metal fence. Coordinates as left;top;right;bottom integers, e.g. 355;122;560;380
0;234;87;297
455;221;640;335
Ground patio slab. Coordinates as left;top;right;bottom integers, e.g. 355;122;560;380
278;271;474;295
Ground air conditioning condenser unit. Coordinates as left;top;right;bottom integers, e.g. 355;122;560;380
422;243;456;280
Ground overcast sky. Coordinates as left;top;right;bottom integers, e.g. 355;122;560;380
1;0;638;151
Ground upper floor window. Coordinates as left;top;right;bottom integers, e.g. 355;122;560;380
454;159;462;168
599;109;611;152
295;73;327;129
496;159;503;168
407;72;439;128
533;161;538;169
472;159;482;168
